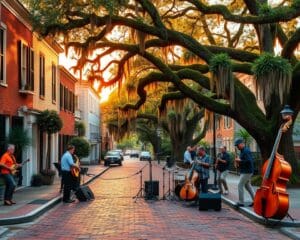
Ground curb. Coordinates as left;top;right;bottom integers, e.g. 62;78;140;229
279;228;300;240
221;196;300;227
0;166;110;227
221;195;300;239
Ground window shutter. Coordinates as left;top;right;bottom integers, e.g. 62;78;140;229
17;40;22;89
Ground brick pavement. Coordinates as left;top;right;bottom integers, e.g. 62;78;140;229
7;158;289;240
0;164;107;220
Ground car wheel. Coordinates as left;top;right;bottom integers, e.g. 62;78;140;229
119;161;122;166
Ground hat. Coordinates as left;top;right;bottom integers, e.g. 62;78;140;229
234;138;244;146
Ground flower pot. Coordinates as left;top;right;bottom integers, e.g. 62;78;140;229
41;175;55;185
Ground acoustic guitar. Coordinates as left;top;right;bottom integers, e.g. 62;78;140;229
71;155;80;178
11;158;30;175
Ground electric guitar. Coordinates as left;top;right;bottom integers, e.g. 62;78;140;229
11;158;30;175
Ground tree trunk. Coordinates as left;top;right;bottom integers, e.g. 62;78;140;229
279;129;298;174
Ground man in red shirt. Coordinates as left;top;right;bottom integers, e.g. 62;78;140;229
0;144;19;206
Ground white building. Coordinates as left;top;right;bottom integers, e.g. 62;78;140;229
76;81;101;164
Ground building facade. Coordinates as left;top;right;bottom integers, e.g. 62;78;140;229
58;66;76;157
76;81;101;164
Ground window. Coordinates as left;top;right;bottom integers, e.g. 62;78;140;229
224;116;232;129
52;63;56;102
60;83;64;110
18;41;34;91
0;25;7;85
39;54;45;97
60;84;75;113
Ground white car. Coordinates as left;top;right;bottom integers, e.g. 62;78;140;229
140;151;151;161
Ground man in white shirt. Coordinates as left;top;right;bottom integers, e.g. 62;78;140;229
183;146;192;167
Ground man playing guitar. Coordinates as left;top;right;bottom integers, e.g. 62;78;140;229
0;144;20;206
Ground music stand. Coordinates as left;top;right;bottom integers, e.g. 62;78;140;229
163;167;175;200
133;169;144;202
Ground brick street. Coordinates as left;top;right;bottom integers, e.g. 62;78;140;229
6;158;290;240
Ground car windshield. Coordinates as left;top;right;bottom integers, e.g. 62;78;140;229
106;151;120;156
141;151;150;157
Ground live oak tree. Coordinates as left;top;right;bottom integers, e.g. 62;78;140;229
24;0;300;173
102;78;206;165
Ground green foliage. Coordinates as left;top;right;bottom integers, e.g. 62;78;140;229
37;110;62;134
209;53;232;73
75;121;86;137
69;137;91;159
292;0;300;8
258;3;272;15
199;140;210;149
252;53;292;77
167;110;176;120
251;175;262;186
6;127;31;153
235;129;253;147
116;136;136;150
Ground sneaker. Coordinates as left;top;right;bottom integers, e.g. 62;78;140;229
224;190;229;195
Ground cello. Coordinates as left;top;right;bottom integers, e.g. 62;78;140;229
253;116;293;220
179;162;199;201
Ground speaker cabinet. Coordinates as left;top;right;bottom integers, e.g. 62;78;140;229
198;193;221;211
144;181;159;198
75;185;95;201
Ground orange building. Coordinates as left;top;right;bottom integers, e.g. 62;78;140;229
58;66;77;157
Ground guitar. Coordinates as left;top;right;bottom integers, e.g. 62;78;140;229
71;155;80;177
11;158;30;175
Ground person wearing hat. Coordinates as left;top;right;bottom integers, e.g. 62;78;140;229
234;138;255;207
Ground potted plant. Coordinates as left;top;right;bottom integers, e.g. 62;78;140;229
36;110;62;169
31;174;43;187
40;169;56;185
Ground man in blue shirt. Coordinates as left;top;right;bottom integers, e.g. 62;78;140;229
61;144;80;203
194;147;211;193
234;138;255;207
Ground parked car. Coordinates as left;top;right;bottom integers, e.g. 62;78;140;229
113;149;124;160
140;151;151;161
130;150;139;158
104;151;123;166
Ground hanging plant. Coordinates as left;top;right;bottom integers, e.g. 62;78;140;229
209;53;234;108
252;53;292;106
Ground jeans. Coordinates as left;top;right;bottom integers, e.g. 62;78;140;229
238;173;255;204
199;178;208;193
62;171;79;201
3;174;16;201
217;170;229;193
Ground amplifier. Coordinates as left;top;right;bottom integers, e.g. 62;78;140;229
198;193;221;211
144;181;159;198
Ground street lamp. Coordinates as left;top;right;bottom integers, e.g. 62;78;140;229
156;127;162;164
212;112;218;190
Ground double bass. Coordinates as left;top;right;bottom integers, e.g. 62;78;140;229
179;162;199;201
253;117;292;219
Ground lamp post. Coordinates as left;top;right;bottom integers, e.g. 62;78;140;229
156;127;162;164
212;112;218;190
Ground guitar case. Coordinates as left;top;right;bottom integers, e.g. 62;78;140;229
75;185;95;201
